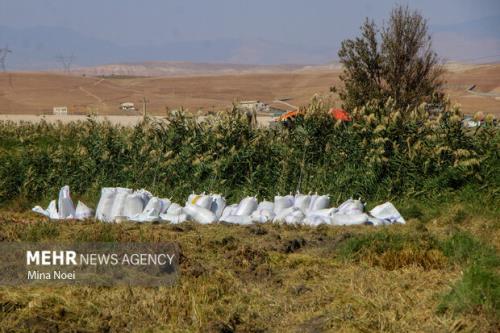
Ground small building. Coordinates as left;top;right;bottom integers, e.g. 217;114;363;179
53;106;68;115
238;100;269;113
119;102;136;112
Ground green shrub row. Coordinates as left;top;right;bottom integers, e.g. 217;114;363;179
0;97;498;206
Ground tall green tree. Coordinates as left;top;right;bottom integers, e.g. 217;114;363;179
337;5;444;111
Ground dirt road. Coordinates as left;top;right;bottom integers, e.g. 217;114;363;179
0;114;276;126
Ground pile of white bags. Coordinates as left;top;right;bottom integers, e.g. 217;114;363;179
32;185;93;220
32;187;406;227
162;193;226;224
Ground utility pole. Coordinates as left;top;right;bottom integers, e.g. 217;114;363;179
142;97;149;118
0;45;12;72
56;54;76;74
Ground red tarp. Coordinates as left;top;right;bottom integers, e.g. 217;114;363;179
329;108;351;121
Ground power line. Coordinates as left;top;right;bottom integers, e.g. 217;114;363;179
0;45;12;72
56;54;76;73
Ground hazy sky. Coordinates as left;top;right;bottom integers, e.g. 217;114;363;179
1;0;499;46
0;0;499;67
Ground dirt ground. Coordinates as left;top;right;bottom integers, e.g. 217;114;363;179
0;63;498;118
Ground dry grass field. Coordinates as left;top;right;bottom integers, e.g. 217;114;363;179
0;63;498;117
0;196;498;332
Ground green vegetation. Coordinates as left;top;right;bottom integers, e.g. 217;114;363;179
336;5;444;110
0;97;498;209
0;96;498;331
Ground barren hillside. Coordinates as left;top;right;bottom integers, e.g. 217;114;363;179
0;63;498;116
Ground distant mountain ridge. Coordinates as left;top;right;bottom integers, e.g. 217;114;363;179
0;15;498;71
70;61;342;77
0;25;337;71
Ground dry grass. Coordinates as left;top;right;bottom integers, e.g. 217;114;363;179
0;205;498;332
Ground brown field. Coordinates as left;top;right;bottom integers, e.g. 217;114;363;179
0;63;499;117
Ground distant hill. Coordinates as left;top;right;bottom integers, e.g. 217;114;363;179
0;15;498;71
431;15;500;63
70;61;342;77
0;25;337;71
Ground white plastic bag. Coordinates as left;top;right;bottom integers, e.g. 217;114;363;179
187;193;213;210
95;188;117;222
183;203;217;224
122;191;149;218
75;201;94;220
331;213;369;226
294;194;311;212
130;197;166;222
210;194;226;219
274;195;294;213
160;212;188;224
109;187;133;219
309;195;330;212
32;200;59;219
303;215;332;226
370;202;405;224
284;210;306;224
166;202;183;215
221;204;239;218
220;215;253;225
274;206;299;223
234;197;258;216
257;201;274;212
58;185;76;219
306;207;337;218
251;210;275;223
159;198;172;214
337;198;364;215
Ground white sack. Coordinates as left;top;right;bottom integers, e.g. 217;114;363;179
130;197;166;222
257;201;274;212
337;199;364;215
122;191;149;218
234;197;258;216
109;187;133;218
309;195;330;211
221;204;238;218
160;213;188;224
75;201;94;220
183;203;217;224
370;202;405;224
187;194;212;210
159;198;172;214
274;206;300;223
166;203;183;215
251;209;275;223
303;215;332;226
210;194;226;219
331;213;369;226
32;205;49;217
220;215;253;225
32;200;59;219
294;194;311;212
58;185;76;219
306;208;337;218
96;188;117;222
274;195;294;213
284;210;306;224
47;200;59;219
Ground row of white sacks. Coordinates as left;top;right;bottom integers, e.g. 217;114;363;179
33;186;405;226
